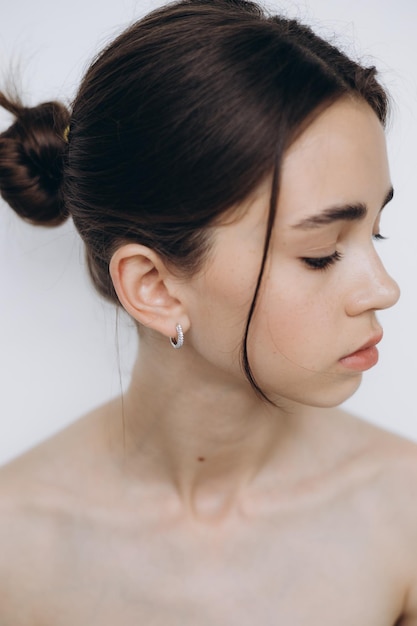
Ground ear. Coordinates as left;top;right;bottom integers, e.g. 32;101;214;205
109;244;190;339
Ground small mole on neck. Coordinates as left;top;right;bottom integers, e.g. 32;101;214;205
197;457;206;462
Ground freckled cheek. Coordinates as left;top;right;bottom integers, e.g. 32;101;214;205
189;259;258;355
254;290;334;365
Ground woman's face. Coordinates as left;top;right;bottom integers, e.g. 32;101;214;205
184;97;400;408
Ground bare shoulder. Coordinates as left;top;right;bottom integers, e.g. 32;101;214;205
334;409;417;624
372;433;417;625
322;407;417;534
0;399;121;619
335;407;417;495
0;396;121;512
0;445;66;620
0;394;122;489
0;454;56;611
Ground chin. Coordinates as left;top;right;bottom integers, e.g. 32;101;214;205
268;372;364;409
309;373;364;408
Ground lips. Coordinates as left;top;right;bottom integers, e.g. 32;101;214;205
338;330;383;372
346;331;383;358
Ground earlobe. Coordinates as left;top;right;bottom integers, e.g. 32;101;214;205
109;244;189;338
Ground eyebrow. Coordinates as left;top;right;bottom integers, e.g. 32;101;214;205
291;186;394;230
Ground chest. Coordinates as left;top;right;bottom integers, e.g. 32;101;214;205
14;508;404;626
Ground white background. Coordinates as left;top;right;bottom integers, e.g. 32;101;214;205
0;0;416;465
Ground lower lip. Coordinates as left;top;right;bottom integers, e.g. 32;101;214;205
339;346;379;371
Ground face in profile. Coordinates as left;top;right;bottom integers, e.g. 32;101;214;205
183;97;400;408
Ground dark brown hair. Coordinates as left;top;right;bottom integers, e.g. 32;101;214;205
0;0;388;399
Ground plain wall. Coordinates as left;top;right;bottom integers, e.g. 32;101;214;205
0;0;416;464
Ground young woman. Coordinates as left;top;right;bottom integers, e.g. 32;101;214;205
0;1;416;623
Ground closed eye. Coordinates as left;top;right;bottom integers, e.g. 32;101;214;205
301;250;343;270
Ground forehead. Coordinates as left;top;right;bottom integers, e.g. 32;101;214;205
277;97;390;226
207;98;390;258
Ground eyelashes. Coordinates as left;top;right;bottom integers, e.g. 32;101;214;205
301;233;386;271
301;250;343;270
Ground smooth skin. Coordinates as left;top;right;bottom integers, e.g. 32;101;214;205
1;97;417;625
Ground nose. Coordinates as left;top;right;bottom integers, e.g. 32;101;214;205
345;248;400;317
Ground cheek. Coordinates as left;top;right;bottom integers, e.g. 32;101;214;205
187;253;259;368
251;270;340;369
246;285;345;403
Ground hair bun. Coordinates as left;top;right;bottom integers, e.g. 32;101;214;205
0;93;70;226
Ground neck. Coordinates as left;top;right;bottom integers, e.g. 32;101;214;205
109;334;328;519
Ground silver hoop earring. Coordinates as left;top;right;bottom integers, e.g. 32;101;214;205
169;324;184;349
